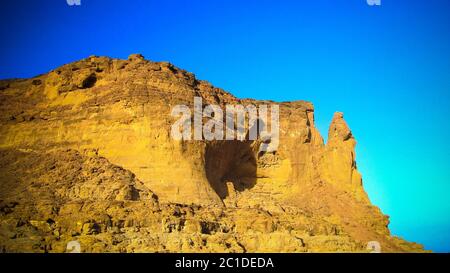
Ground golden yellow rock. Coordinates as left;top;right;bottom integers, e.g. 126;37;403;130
0;55;426;252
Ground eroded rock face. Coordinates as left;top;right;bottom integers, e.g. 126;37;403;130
319;112;368;202
0;55;425;252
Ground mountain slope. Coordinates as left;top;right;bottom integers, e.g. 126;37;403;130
0;54;425;252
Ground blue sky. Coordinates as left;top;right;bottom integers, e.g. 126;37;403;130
1;0;449;252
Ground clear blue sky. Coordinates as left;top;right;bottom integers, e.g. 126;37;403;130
1;0;449;252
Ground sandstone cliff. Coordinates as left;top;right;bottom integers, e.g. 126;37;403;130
0;54;424;252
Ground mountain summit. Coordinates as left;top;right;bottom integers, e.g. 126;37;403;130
0;54;424;252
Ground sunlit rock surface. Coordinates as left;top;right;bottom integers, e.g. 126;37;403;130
0;55;425;252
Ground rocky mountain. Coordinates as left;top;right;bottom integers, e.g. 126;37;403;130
0;54;425;252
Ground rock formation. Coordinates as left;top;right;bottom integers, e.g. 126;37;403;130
0;54;425;252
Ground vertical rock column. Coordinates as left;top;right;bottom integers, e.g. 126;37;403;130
320;112;369;202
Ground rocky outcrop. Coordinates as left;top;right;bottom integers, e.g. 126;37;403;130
319;112;369;202
0;55;425;252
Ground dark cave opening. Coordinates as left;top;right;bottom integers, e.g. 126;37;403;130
205;140;258;200
81;73;97;89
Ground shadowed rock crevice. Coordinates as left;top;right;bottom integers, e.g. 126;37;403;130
205;140;257;199
80;73;97;89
